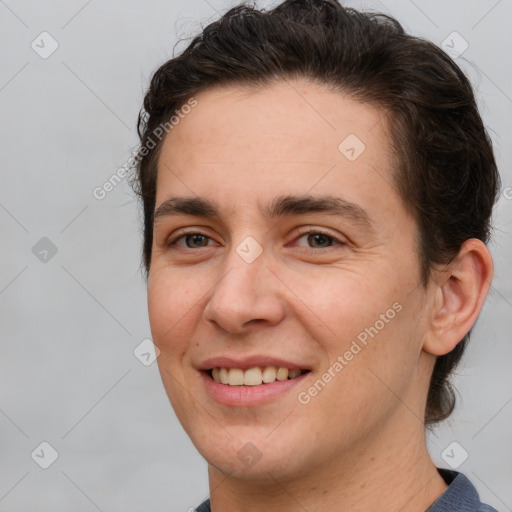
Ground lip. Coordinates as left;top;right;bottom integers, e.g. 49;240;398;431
200;370;311;407
198;355;310;372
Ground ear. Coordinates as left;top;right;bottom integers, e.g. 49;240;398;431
423;239;494;356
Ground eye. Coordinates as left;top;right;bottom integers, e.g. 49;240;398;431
294;229;346;249
168;232;216;249
166;228;345;251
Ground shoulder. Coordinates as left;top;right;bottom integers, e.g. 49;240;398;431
194;470;500;512
194;498;211;512
427;469;500;512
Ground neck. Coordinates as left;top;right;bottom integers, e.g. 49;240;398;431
207;416;447;512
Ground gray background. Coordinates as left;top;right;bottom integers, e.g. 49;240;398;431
1;0;511;510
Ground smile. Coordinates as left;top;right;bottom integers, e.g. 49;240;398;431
210;366;309;386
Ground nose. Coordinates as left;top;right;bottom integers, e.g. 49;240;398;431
202;244;286;334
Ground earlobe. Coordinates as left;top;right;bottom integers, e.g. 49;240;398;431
423;239;493;356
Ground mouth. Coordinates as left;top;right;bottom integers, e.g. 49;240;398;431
207;366;310;386
198;356;313;406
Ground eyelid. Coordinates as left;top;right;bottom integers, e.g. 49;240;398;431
167;227;218;247
167;226;347;249
291;227;347;248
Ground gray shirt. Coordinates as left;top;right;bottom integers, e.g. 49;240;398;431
195;469;499;511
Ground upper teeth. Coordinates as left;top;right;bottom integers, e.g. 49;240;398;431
211;367;304;386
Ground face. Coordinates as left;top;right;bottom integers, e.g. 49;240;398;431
148;79;434;482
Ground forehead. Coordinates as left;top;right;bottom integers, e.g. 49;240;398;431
155;79;397;217
161;79;389;162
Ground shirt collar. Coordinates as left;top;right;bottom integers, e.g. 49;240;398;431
427;468;483;511
196;469;489;512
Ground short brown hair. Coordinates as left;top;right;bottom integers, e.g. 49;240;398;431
133;0;500;424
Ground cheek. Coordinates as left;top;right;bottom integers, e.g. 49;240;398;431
296;269;420;395
289;267;398;345
297;307;421;445
147;268;202;354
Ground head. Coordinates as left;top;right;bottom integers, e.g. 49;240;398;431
133;0;499;480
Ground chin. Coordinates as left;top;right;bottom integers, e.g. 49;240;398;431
204;445;308;483
186;421;317;484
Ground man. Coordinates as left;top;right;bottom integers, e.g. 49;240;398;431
133;1;501;510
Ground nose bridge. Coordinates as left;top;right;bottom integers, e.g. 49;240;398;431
203;235;285;332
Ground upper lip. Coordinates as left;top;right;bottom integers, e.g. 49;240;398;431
198;355;311;371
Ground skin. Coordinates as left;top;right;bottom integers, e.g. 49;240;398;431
147;78;493;511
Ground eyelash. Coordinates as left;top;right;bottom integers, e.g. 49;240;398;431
167;228;346;251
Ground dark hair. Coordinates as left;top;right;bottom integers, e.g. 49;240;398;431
133;0;500;424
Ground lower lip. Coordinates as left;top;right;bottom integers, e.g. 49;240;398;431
200;371;310;407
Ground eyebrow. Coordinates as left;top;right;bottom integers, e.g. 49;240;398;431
153;194;373;229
